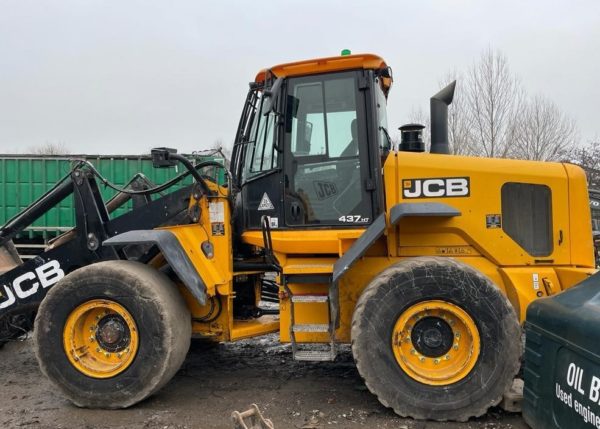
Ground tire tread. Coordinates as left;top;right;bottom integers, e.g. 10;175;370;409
351;257;521;422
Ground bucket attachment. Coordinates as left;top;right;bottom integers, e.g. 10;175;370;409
231;404;274;429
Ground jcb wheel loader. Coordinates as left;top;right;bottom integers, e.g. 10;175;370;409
0;52;595;421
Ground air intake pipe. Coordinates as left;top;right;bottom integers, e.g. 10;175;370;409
399;124;425;152
430;80;456;154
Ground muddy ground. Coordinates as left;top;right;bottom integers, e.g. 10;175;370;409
0;335;527;429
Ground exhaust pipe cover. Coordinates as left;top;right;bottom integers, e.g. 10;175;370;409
430;81;456;155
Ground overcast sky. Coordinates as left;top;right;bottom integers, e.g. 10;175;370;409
0;0;598;155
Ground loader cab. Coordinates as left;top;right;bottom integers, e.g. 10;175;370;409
231;53;392;233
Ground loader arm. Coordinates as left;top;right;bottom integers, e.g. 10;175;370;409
0;167;193;342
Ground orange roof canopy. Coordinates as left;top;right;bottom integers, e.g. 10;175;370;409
254;53;389;83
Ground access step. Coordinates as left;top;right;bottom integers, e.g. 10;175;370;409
291;295;329;303
284;276;338;362
294;348;337;362
292;323;329;333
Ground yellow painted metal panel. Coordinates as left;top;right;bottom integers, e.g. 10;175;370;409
564;163;595;267
279;283;330;343
242;230;363;255
555;267;595;290
230;316;280;341
498;267;562;321
382;151;591;267
282;257;336;274
162;194;233;297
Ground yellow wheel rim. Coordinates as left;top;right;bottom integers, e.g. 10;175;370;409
63;299;139;379
391;300;480;386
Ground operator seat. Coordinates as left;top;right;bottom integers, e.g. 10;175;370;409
334;118;361;214
340;119;359;157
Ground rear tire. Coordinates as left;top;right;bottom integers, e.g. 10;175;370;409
351;257;521;421
34;260;191;408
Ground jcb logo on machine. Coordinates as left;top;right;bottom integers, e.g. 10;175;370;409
0;260;64;310
402;177;470;199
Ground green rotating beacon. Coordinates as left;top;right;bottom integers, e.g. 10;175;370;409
524;273;600;428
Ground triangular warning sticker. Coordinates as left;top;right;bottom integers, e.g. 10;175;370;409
258;192;275;211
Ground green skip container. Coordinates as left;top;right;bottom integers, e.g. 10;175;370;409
524;273;600;428
0;154;225;242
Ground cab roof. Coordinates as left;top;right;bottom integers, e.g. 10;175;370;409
254;53;392;94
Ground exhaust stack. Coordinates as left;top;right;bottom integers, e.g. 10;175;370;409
430;80;456;154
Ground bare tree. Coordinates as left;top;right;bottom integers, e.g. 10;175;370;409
437;47;582;162
570;139;600;188
464;48;524;158
510;95;578;161
27;142;70;155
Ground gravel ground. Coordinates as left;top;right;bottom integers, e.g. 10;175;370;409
0;334;528;429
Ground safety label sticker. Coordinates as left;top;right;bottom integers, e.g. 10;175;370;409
209;202;225;223
486;214;502;229
258;193;275;211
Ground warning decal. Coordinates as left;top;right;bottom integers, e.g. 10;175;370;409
258;193;275;211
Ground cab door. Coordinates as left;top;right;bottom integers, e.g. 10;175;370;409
283;71;376;227
235;86;284;231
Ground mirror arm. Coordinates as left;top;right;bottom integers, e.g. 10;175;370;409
263;77;284;115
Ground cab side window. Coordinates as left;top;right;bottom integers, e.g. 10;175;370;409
242;93;279;181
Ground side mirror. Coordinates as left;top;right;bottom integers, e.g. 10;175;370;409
263;77;283;114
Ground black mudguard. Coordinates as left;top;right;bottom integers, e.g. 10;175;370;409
103;230;207;305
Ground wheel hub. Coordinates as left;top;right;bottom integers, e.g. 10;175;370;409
391;300;481;386
96;315;131;353
411;317;453;357
63;299;139;379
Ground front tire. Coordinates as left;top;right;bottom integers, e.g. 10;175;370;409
351;257;521;421
34;260;191;408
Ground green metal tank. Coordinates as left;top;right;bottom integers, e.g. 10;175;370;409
524;273;600;428
0;154;225;241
